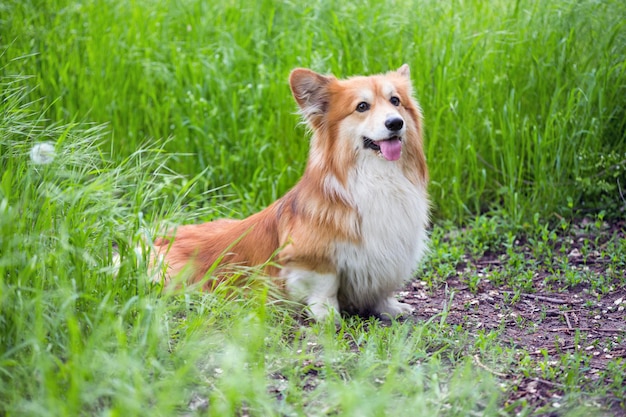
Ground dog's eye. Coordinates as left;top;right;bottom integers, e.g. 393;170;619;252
356;102;370;112
390;96;400;106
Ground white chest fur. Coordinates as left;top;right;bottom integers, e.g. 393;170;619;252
335;157;429;312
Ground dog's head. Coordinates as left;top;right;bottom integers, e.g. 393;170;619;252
289;65;427;185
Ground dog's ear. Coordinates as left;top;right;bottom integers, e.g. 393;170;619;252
289;69;333;125
397;64;410;79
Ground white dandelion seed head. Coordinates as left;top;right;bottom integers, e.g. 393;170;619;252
30;142;56;165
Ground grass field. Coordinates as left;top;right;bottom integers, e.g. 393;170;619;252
1;0;626;415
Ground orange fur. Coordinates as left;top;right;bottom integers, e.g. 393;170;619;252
151;65;429;319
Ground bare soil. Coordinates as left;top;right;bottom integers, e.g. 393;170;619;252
401;220;626;415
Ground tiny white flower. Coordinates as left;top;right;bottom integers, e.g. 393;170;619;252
30;142;56;165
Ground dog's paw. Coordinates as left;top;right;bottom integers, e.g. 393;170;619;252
376;297;414;319
307;299;341;323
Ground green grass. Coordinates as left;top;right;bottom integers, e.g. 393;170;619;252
3;73;625;417
0;82;505;414
1;0;626;415
2;0;625;221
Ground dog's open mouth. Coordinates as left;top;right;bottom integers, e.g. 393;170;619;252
363;136;402;161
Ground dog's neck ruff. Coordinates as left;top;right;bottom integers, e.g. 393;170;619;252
334;155;428;312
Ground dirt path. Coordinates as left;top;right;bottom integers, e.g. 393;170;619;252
400;220;626;414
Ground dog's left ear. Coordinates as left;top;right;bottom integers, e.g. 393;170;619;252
397;64;410;79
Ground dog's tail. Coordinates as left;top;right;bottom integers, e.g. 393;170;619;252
110;230;169;282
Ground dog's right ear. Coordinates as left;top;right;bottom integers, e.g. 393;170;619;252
289;69;333;125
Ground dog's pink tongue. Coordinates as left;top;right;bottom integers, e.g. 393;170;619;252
377;139;402;161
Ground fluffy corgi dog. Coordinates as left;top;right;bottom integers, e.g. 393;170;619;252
151;65;429;320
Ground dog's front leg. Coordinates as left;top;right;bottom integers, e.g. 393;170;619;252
375;296;415;319
282;268;340;321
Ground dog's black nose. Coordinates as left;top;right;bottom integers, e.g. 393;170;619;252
385;117;404;131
